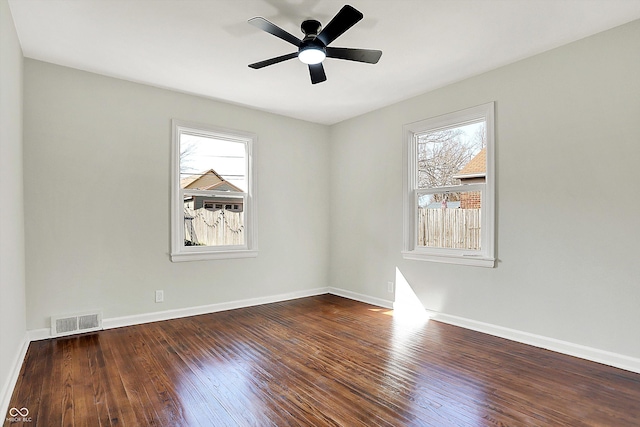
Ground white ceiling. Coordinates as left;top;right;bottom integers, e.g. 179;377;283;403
8;0;640;125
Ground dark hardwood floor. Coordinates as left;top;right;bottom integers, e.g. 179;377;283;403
6;294;640;426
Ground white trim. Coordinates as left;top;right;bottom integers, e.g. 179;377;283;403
402;102;495;266
182;189;247;198
171;119;258;262
170;249;258;262
27;288;329;339
328;287;394;309
401;251;495;267
26;288;389;341
0;333;29;421
416;182;485;196
426;310;640;374
103;288;328;329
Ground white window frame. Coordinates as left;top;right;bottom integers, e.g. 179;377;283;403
170;120;258;262
402;102;495;267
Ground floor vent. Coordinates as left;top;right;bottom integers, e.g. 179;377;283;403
51;311;103;337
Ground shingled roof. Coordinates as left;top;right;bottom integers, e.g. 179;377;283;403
454;148;486;179
180;169;243;192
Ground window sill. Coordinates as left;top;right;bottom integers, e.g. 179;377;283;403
171;250;258;262
401;251;495;268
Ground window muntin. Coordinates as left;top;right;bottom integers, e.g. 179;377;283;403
171;121;257;261
403;103;495;267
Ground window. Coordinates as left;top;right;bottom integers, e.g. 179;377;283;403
402;102;495;267
171;120;257;261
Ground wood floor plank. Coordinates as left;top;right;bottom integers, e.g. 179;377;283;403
6;294;640;426
71;337;99;427
10;340;48;426
83;334;117;427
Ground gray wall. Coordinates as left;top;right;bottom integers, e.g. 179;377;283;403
329;20;640;358
23;60;330;329
0;0;26;410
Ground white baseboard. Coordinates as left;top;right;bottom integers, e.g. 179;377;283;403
28;288;330;340
329;287;394;309
428;310;640;374
27;288;390;341
0;333;29;421
103;287;330;330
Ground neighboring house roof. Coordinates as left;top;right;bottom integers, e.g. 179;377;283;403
453;147;486;180
181;169;243;192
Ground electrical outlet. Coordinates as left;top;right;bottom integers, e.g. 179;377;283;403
387;281;394;293
155;290;164;303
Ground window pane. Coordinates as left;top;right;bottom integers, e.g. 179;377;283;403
417;121;485;190
417;191;481;250
184;195;245;247
180;133;247;192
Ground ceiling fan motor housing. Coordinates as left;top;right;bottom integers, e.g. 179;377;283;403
301;19;322;38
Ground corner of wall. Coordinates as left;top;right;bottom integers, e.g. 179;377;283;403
0;0;28;419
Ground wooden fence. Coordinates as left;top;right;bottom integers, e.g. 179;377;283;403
418;208;481;249
184;207;244;246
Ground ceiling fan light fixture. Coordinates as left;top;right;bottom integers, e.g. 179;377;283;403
298;46;326;65
248;5;381;83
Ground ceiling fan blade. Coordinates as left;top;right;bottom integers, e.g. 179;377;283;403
248;17;302;47
316;5;363;46
308;63;327;84
326;47;382;64
249;52;298;69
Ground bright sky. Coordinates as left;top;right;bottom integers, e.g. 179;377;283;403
460;121;484;154
442;120;484;155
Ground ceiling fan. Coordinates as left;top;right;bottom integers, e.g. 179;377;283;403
248;4;382;84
